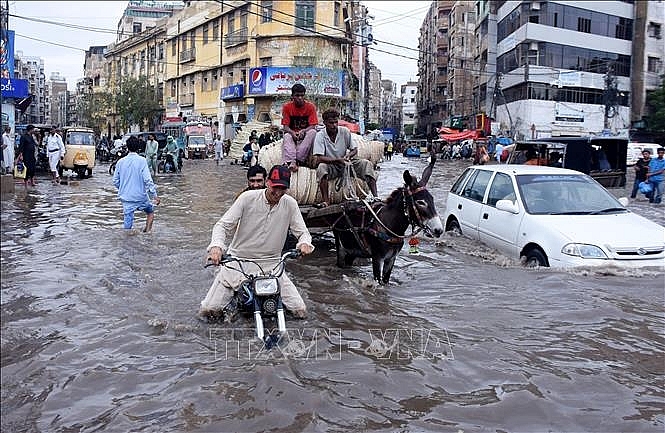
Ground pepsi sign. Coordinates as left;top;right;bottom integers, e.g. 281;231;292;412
1;78;29;98
249;67;267;95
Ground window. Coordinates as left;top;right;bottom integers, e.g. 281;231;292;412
171;39;176;56
171;81;176;97
293;56;314;66
240;5;248;29
648;57;662;73
228;13;235;33
451;168;473;195
295;0;315;30
190;30;196;49
529;14;539;24
334;2;340;26
133;22;142;34
261;0;273;23
181;34;187;51
648;22;662;39
260;56;273;66
487;173;515;206
213;19;220;40
462;169;492;202
158;43;164;60
577;17;591;33
203;23;209;44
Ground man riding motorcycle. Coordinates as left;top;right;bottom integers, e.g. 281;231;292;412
165;135;181;173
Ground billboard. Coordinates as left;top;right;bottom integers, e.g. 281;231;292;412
220;84;244;100
248;67;346;97
1;78;29;98
1;29;15;78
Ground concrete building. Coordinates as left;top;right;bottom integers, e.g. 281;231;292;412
84;46;108;94
401;81;418;139
47;72;68;126
367;62;382;126
472;0;498;126
417;1;454;137
448;1;476;128
14;51;46;124
494;1;635;139
631;0;664;124
162;1;355;139
380;79;400;133
117;0;183;42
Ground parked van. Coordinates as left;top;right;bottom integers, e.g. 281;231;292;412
60;127;96;178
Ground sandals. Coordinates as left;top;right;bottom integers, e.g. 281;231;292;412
314;202;329;209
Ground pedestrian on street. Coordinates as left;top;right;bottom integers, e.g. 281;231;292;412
45;128;66;184
646;147;665;204
145;134;159;176
2;126;14;175
630;149;651;199
16;125;38;187
112;135;160;232
213;135;223;166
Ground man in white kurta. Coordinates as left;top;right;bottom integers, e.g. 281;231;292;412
45;129;65;183
2;127;14;174
200;165;314;320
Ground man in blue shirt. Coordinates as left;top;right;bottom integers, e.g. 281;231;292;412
647;147;665;204
113;135;161;231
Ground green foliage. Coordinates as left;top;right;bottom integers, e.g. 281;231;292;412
77;92;113;135
366;122;380;131
645;79;665;131
116;76;163;130
404;124;414;137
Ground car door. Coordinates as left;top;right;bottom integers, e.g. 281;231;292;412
455;168;492;239
478;172;522;257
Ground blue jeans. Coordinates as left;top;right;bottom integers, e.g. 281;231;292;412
649;179;663;204
630;177;647;198
122;199;155;229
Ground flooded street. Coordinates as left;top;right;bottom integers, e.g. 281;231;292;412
1;155;664;432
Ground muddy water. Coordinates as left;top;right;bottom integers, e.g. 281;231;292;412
1;156;663;432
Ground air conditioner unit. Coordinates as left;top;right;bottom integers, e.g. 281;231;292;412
529;41;539;51
531;2;541;10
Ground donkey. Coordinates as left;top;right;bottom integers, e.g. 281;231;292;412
332;156;444;285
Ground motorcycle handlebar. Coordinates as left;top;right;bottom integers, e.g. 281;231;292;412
204;249;301;269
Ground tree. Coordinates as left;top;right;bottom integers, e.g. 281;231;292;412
645;78;665;131
77;91;113;135
116;76;163;131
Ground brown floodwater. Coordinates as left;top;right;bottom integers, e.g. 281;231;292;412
1;155;663;432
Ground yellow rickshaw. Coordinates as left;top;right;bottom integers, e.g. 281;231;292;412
60;127;96;178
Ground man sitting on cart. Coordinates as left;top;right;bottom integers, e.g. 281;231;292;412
281;83;319;172
312;108;378;208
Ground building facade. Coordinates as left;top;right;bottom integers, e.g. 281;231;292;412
47;72;68;126
14;51;46;124
367;61;382;126
117;0;184;42
472;0;498;125
448;1;476;128
417;1;454;137
401;81;418;139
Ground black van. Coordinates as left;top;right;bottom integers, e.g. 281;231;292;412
506;136;628;188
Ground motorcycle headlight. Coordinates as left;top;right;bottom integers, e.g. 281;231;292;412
254;277;279;296
561;243;608;259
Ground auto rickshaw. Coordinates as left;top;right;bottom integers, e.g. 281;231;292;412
60;127;96;178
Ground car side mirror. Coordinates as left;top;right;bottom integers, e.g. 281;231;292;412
496;199;519;214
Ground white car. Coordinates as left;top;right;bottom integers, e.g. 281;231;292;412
443;165;665;268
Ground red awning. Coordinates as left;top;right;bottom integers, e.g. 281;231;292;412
339;119;360;133
439;130;479;142
437;126;457;134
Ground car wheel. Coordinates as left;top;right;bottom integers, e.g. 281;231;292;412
523;248;549;268
446;218;462;235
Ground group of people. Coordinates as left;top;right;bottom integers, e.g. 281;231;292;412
1;125;66;187
631;147;665;204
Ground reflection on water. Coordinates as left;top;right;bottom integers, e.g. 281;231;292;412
1;157;664;432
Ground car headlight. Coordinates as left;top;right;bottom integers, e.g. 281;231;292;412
561;243;608;259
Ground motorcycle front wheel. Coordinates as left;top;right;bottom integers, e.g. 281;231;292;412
109;161;117;175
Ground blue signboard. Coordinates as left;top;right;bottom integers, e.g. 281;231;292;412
1;78;29;98
248;66;346;97
1;30;15;78
220;84;244;100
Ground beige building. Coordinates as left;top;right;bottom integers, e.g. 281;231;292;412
161;0;356;139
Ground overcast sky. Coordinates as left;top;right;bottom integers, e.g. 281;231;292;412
9;1;430;90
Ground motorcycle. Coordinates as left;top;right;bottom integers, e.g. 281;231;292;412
108;145;128;175
205;249;302;342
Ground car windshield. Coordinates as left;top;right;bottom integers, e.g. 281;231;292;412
189;136;205;144
516;174;625;215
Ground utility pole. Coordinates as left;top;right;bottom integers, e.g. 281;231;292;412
603;63;618;130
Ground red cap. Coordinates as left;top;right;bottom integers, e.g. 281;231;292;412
267;164;291;188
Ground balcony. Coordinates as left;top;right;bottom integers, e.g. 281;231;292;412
224;28;248;48
179;47;196;64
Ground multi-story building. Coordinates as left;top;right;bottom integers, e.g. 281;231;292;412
84;46;108;94
401;81;418;138
417;1;454;137
163;1;355;139
380;79;400;134
14;51;46;124
116;0;184;42
46;72;68;126
631;1;664;124
104;24;168;133
472;0;498;126
448;1;476;128
494;1;635;138
367;62;382;126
